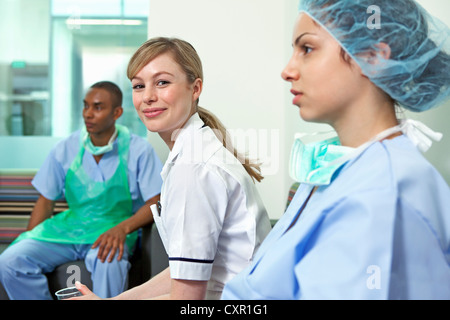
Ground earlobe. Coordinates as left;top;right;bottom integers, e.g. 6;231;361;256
192;78;203;101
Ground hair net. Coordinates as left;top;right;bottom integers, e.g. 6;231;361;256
298;0;450;112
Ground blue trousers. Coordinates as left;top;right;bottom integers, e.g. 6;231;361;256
0;239;130;300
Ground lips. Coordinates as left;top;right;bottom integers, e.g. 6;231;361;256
290;89;303;105
142;108;167;118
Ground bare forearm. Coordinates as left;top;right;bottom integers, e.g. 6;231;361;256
113;267;171;300
118;194;160;234
27;195;55;230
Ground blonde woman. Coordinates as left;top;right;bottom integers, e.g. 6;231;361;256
75;37;271;300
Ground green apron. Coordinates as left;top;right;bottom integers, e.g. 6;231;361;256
13;125;137;254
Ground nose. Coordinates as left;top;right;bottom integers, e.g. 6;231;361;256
143;86;157;104
281;56;300;83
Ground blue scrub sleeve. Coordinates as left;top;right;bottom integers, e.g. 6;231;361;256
135;141;163;201
31;148;66;201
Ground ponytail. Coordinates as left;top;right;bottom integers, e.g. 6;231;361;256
129;37;264;182
197;107;264;183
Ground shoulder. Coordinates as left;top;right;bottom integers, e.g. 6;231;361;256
374;135;449;201
129;133;151;149
171;127;250;190
128;133;158;157
176;126;223;163
194;127;251;185
56;129;81;149
328;135;450;223
336;135;443;193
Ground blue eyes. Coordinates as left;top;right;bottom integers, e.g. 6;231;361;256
157;80;170;86
132;80;170;90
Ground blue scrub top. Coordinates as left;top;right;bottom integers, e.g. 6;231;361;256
222;135;450;300
32;129;163;213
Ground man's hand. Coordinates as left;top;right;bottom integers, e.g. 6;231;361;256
90;195;159;263
91;225;127;263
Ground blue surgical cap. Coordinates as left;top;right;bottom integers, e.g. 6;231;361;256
298;0;450;112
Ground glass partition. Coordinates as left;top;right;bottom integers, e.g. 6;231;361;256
0;0;149;138
0;0;51;136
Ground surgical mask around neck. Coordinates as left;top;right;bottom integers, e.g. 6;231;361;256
289;133;355;186
289;119;442;186
83;127;118;155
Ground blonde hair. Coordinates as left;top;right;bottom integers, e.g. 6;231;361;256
128;37;263;183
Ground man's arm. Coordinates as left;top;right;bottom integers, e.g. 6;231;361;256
92;193;160;262
27;195;55;231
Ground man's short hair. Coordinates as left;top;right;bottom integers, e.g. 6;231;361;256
90;81;123;108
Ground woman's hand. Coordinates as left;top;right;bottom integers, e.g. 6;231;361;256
69;281;102;300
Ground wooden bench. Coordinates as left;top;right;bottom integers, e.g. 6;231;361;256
0;169;68;253
0;169;168;299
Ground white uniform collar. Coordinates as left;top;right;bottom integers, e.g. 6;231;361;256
161;113;205;178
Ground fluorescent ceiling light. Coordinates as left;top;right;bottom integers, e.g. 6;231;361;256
65;19;143;26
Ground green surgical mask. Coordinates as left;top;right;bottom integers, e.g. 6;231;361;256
289;134;354;186
82;126;118;155
289;119;443;186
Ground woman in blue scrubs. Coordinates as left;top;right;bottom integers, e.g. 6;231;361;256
222;0;450;299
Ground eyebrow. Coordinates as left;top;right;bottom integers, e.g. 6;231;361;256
83;100;103;106
132;71;175;81
293;32;316;46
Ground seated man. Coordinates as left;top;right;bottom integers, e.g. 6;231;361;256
0;81;163;299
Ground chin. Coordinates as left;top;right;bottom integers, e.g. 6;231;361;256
142;122;159;133
299;108;315;123
299;105;326;124
141;119;163;133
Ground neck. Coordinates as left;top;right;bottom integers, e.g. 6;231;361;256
159;110;197;151
160;131;175;150
90;125;116;146
333;91;399;148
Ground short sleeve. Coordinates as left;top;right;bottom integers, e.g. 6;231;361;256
134;140;163;201
162;162;229;281
32;148;66;200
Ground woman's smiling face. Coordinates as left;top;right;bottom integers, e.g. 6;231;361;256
131;53;202;145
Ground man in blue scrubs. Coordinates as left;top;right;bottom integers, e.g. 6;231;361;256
0;81;163;299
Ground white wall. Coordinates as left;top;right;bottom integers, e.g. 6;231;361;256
146;0;450;219
0;0;49;64
147;0;299;219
